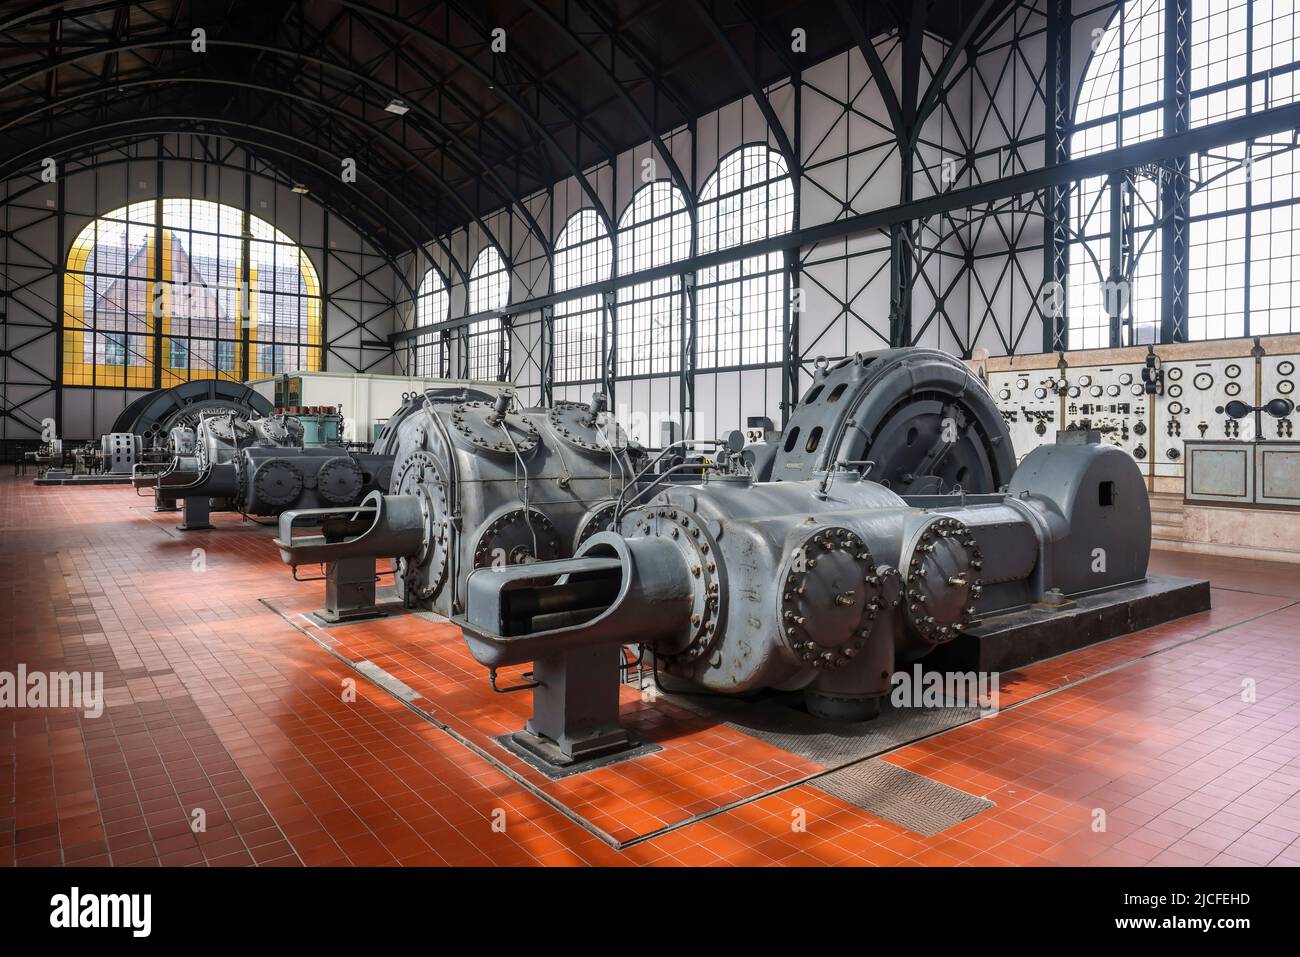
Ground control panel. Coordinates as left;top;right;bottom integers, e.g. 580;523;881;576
1260;355;1298;441
1058;362;1149;463
987;368;1060;463
984;342;1300;489
1152;357;1257;479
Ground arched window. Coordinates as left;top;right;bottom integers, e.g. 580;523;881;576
466;246;510;380
63;199;322;386
410;267;449;377
1067;0;1166;349
696;145;793;368
1067;0;1300;346
616;181;691;376
553;209;612;384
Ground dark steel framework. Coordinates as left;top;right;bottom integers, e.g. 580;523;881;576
4;0;1300;448
0;133;404;447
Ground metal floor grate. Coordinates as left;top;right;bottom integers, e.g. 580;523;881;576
811;759;994;836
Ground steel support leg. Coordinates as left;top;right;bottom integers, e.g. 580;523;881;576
178;495;213;530
516;645;635;766
316;556;386;624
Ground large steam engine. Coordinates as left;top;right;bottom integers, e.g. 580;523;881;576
274;387;637;622
141;410;392;529
274;347;1161;772
452;348;1155;768
27;379;272;482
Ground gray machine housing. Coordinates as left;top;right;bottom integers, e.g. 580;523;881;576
275;389;637;621
449;349;1156;767
459;435;1150;730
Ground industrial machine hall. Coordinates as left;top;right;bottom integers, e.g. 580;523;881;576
0;0;1298;930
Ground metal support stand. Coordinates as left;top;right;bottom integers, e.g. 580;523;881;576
506;645;642;771
154;490;179;512
177;495;213;530
313;556;386;625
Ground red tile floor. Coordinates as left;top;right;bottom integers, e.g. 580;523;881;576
2;474;1300;866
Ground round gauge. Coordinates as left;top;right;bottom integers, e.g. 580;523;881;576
1225;382;1241;396
1168;367;1183;381
1280;361;1296;376
998;388;1011;400
1107;384;1121;397
1193;373;1214;391
1016;379;1029;390
1068;386;1081;398
1168;384;1183;398
1131;384;1145;397
1119;372;1133;385
1090;385;1104;397
1280;380;1295;395
1034;387;1048;399
1043;377;1058;389
1168;401;1183;415
1078;374;1092;387
1226;364;1241;379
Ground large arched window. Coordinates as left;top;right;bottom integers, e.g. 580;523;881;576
553;209;612;384
1067;0;1300;346
410;267;449;377
696;145;792;367
1067;0;1166;349
466;246;510;380
63;199;322;386
616;181;691;376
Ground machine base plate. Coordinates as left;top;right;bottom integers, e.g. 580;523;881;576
496;731;662;780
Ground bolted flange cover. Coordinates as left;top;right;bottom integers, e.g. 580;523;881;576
901;515;983;645
472;508;563;568
254;458;304;508
317;456;365;505
449;402;540;456
779;526;881;670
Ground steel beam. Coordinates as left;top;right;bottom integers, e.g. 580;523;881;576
391;100;1300;343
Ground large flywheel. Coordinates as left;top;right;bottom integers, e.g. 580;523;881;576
769;348;1015;494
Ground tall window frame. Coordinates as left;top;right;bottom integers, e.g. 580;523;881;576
466;246;510;381
1065;0;1300;347
552;209;611;386
409;266;450;377
616;181;691;378
695;144;793;369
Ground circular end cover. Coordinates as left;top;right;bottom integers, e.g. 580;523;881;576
391;451;450;601
902;516;983;645
472;508;562;568
317;456;365;505
574;501;619;550
254;458;304;508
450;402;540;455
779;527;881;670
549;402;629;454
